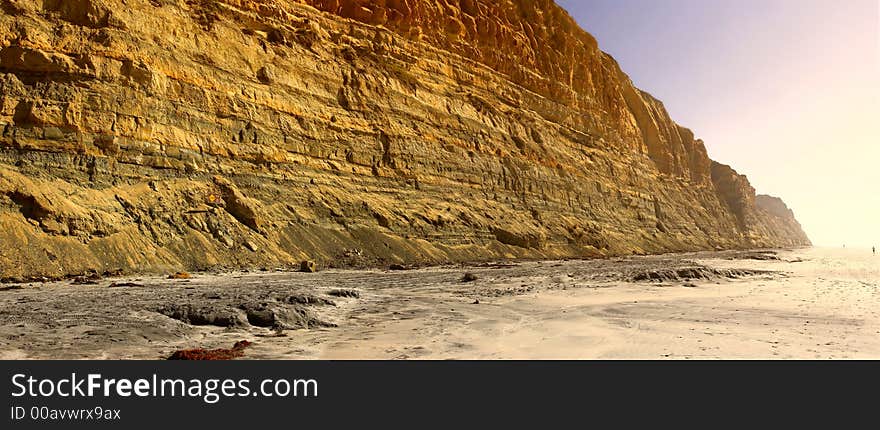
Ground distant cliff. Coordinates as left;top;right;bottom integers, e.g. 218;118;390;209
0;0;810;279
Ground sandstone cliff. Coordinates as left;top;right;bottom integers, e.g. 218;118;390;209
0;0;810;279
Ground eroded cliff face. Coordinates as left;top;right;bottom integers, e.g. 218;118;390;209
0;0;810;279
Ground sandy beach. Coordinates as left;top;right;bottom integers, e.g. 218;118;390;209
0;247;877;360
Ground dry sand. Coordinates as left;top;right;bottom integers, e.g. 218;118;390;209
0;247;877;359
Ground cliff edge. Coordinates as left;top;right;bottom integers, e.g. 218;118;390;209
0;0;810;279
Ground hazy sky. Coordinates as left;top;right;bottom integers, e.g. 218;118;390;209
556;0;879;247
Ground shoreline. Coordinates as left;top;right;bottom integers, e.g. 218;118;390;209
0;245;812;286
1;247;876;360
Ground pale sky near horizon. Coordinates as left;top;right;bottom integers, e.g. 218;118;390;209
556;0;880;248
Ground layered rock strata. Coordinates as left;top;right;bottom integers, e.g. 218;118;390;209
0;0;810;279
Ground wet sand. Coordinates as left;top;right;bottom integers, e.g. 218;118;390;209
0;248;877;359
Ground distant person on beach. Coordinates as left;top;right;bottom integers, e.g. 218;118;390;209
873;246;876;255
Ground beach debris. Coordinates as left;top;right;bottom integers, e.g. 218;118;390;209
168;272;192;279
389;264;408;271
167;340;253;360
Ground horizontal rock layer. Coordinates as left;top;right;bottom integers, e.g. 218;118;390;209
0;0;809;279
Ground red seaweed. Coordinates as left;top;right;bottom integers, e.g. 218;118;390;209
167;340;253;360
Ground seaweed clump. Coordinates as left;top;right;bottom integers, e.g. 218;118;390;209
167;340;253;360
